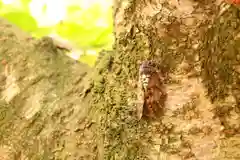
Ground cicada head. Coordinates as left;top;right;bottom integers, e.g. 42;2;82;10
139;60;157;91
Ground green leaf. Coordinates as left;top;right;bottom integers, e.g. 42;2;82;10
2;11;37;33
21;0;32;10
0;0;113;53
67;5;82;13
32;27;53;38
89;27;113;48
79;54;98;67
42;4;47;14
56;21;112;49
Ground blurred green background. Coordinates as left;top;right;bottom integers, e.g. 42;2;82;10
0;0;113;66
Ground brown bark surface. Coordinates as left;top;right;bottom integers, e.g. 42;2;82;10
0;0;240;160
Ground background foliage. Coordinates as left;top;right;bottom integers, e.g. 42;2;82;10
0;0;113;66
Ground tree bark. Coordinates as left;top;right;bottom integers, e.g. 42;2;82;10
0;0;240;160
0;18;94;159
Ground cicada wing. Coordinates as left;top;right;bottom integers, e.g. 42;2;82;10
135;79;145;120
136;103;143;120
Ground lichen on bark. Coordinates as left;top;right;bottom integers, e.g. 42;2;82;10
89;1;240;160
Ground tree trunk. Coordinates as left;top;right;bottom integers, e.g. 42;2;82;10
1;0;240;160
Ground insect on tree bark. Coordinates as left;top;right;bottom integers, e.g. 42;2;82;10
137;60;167;119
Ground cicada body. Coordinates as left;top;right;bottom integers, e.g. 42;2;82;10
137;60;167;119
227;0;240;5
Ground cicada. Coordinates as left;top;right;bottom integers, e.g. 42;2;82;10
136;60;167;119
227;0;240;4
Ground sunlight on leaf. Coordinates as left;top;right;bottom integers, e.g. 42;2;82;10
29;0;67;27
2;11;37;32
0;0;113;67
32;27;53;38
79;54;98;67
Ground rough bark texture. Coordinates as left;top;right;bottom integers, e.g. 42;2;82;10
0;0;240;160
0;18;93;159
